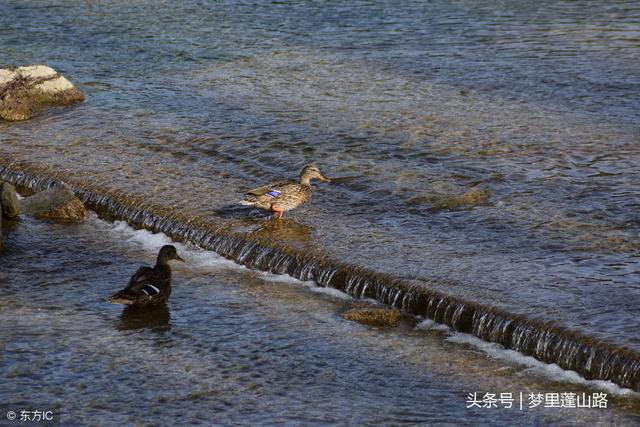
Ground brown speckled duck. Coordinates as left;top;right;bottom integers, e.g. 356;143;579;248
240;165;331;218
107;245;184;306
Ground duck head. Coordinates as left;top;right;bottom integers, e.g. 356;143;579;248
157;245;184;265
299;165;331;185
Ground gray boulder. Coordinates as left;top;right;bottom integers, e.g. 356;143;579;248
21;186;86;222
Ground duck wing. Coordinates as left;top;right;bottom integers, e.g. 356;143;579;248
107;267;161;304
126;266;154;288
125;266;165;296
245;180;293;197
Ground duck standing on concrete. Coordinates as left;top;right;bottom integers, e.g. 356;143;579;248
107;245;184;306
240;165;331;218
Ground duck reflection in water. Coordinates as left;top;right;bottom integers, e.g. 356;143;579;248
249;217;314;248
117;303;171;331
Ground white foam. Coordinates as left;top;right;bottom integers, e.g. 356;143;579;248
96;217;350;298
113;220;172;249
446;332;638;397
102;219;236;271
257;271;352;300
86;215;353;304
415;319;450;332
306;284;352;300
258;271;308;285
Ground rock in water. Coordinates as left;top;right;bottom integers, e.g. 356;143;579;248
21;186;86;222
408;186;490;211
340;305;402;327
0;181;20;219
433;187;490;210
0;65;84;121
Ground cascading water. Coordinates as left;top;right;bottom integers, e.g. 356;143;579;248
2;160;639;392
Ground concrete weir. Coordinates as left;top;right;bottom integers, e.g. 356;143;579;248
1;159;639;392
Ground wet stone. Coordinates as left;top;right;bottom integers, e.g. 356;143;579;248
0;181;20;219
21;186;87;222
0;65;84;121
341;304;402;327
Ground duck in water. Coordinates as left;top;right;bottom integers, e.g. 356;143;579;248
240;165;331;218
107;245;184;306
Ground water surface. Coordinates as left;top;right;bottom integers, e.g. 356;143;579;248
1;0;639;378
1;214;639;425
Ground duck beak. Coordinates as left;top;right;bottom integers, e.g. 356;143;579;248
175;254;185;262
319;174;331;183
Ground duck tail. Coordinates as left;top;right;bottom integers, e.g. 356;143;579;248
106;291;135;305
239;199;255;206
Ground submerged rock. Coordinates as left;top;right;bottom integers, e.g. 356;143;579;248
408;186;490;211
21;186;86;222
341;304;402;327
433;187;490;210
0;181;20;219
0;65;84;121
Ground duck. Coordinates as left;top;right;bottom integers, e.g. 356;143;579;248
240;165;331;218
107;245;184;306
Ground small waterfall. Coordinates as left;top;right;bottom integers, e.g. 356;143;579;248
2;160;640;392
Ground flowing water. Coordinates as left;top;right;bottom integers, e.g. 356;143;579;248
1;214;639;425
1;0;640;421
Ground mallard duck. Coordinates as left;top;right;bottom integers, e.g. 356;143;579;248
107;245;184;306
240;165;331;218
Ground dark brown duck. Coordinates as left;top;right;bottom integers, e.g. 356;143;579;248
107;245;184;306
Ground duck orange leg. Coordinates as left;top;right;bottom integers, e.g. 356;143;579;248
271;205;284;219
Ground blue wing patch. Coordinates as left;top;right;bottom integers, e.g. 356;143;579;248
141;284;160;296
266;190;281;198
